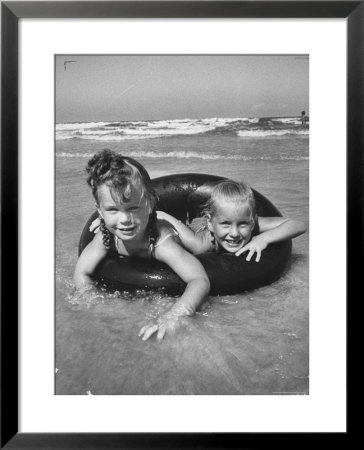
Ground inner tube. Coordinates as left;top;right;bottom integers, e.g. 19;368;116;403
78;174;292;295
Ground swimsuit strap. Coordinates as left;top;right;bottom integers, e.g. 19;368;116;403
113;225;179;259
154;230;179;248
149;228;179;259
114;235;155;259
114;235;121;254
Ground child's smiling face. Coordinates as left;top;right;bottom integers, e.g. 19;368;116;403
207;200;255;253
97;183;151;242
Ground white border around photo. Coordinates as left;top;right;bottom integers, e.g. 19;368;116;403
19;18;346;433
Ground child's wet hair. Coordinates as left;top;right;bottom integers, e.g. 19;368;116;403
203;180;256;219
86;149;157;206
86;149;158;249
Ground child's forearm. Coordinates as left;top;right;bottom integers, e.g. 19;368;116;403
169;277;210;317
74;233;107;290
139;239;211;341
138;276;210;342
260;219;306;244
73;271;95;290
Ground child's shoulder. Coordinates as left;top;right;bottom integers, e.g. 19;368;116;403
91;228;106;246
155;219;182;249
156;218;179;238
93;226;116;251
152;220;181;259
80;229;108;258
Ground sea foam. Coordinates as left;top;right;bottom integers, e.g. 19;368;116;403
56;116;308;141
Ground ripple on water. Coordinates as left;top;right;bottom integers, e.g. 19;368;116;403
56;252;308;395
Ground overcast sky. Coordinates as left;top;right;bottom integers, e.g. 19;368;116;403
56;55;309;123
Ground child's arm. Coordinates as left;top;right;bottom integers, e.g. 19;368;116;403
138;237;210;341
236;216;306;261
157;211;207;254
74;231;108;289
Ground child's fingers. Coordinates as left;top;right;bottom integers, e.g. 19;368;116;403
246;249;256;261
141;324;159;341
89;218;101;233
255;250;261;262
156;326;166;341
235;245;249;257
138;325;150;336
139;323;156;338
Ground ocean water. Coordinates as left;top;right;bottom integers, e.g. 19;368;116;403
55;117;309;395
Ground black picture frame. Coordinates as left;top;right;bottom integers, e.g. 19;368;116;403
1;1;360;448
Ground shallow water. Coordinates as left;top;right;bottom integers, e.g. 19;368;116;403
55;133;309;395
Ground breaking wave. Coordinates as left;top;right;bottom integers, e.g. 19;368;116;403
56;116;309;141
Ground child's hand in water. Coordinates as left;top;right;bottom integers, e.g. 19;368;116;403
89;217;101;233
235;235;269;261
138;309;188;341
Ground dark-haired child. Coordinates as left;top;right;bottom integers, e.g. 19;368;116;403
74;149;210;341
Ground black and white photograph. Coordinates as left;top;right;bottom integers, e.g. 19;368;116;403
55;54;309;396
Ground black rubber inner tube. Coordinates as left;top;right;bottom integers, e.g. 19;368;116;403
78;173;292;295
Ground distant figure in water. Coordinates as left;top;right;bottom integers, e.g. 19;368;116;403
301;111;308;126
